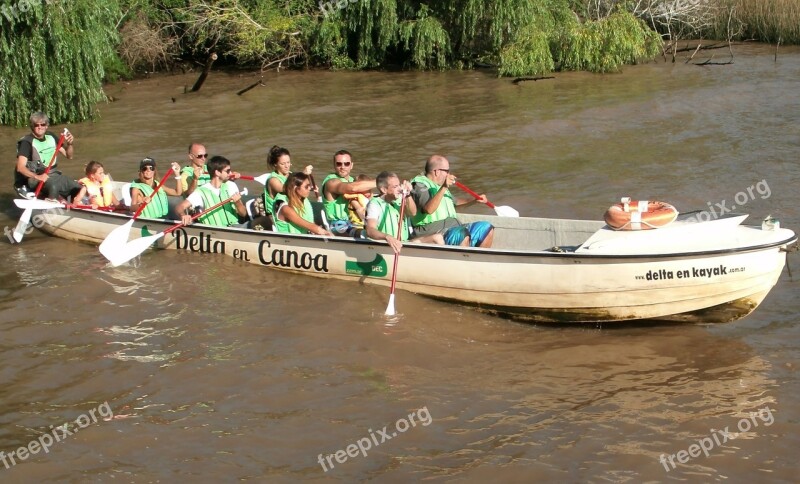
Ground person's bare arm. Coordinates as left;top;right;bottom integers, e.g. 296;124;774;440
365;217;402;254
60;131;74;159
16;155;47;182
326;178;377;198
268;177;284;198
281;205;332;236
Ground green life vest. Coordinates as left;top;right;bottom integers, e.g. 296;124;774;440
181;165;210;190
369;197;410;241
322;173;353;221
31;134;58;169
410;175;457;227
130;180;169;219
196;183;239;227
263;172;287;216
274;193;314;234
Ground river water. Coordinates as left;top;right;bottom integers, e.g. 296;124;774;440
1;44;798;482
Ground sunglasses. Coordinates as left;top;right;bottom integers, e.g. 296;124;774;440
33;123;48;127
141;166;155;172
335;161;352;167
438;168;450;173
194;153;208;159
222;168;232;173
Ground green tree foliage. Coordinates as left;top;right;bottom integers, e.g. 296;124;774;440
397;4;450;69
553;9;662;73
0;0;121;126
307;0;660;75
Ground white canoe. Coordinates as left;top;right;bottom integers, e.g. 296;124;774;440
20;194;797;324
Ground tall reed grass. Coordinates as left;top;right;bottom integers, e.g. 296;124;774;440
712;0;800;43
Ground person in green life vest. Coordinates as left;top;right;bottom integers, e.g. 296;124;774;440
14;112;81;201
181;142;241;196
248;145;316;231
263;146;292;219
175;156;247;227
274;172;333;236
130;158;183;218
410;155;494;248
321;149;376;236
365;171;444;254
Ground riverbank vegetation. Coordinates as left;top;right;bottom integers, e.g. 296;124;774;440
2;0;798;126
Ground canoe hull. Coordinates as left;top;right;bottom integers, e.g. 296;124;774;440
32;205;795;324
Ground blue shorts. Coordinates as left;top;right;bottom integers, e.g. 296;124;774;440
443;221;493;247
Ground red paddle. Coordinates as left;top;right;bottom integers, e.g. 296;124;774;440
385;191;408;316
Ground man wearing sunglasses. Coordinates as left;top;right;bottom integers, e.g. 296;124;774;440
14;112;81;201
321;150;376;236
176;155;247;227
410;155;494;248
180;143;211;196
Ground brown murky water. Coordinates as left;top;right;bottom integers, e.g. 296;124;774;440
1;44;799;481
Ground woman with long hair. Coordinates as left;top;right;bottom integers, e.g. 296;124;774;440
273;172;332;236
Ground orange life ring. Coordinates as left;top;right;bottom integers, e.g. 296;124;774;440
604;199;678;231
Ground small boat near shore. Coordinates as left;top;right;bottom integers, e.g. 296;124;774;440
14;187;797;324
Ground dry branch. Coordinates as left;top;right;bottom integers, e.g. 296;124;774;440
512;76;555;84
237;79;265;96
191;53;218;92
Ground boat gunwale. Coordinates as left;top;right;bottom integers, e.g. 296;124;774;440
36;206;799;261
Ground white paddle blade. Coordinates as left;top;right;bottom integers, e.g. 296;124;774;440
494;205;520;217
385;294;396;316
12;209;33;243
103;232;165;267
253;173;270;185
98;219;135;256
14;199;63;210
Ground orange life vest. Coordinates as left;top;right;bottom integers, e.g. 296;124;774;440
79;175;114;207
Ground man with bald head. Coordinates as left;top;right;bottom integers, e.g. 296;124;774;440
409;155;494;247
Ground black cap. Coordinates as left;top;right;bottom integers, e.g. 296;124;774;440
139;157;156;170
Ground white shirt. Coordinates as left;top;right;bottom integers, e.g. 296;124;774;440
365;197;386;222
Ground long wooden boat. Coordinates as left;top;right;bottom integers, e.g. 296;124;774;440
19;191;797;324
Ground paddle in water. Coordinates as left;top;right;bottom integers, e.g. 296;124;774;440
12;129;68;243
385;190;409;316
102;195;238;267
455;181;519;217
98;170;174;260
